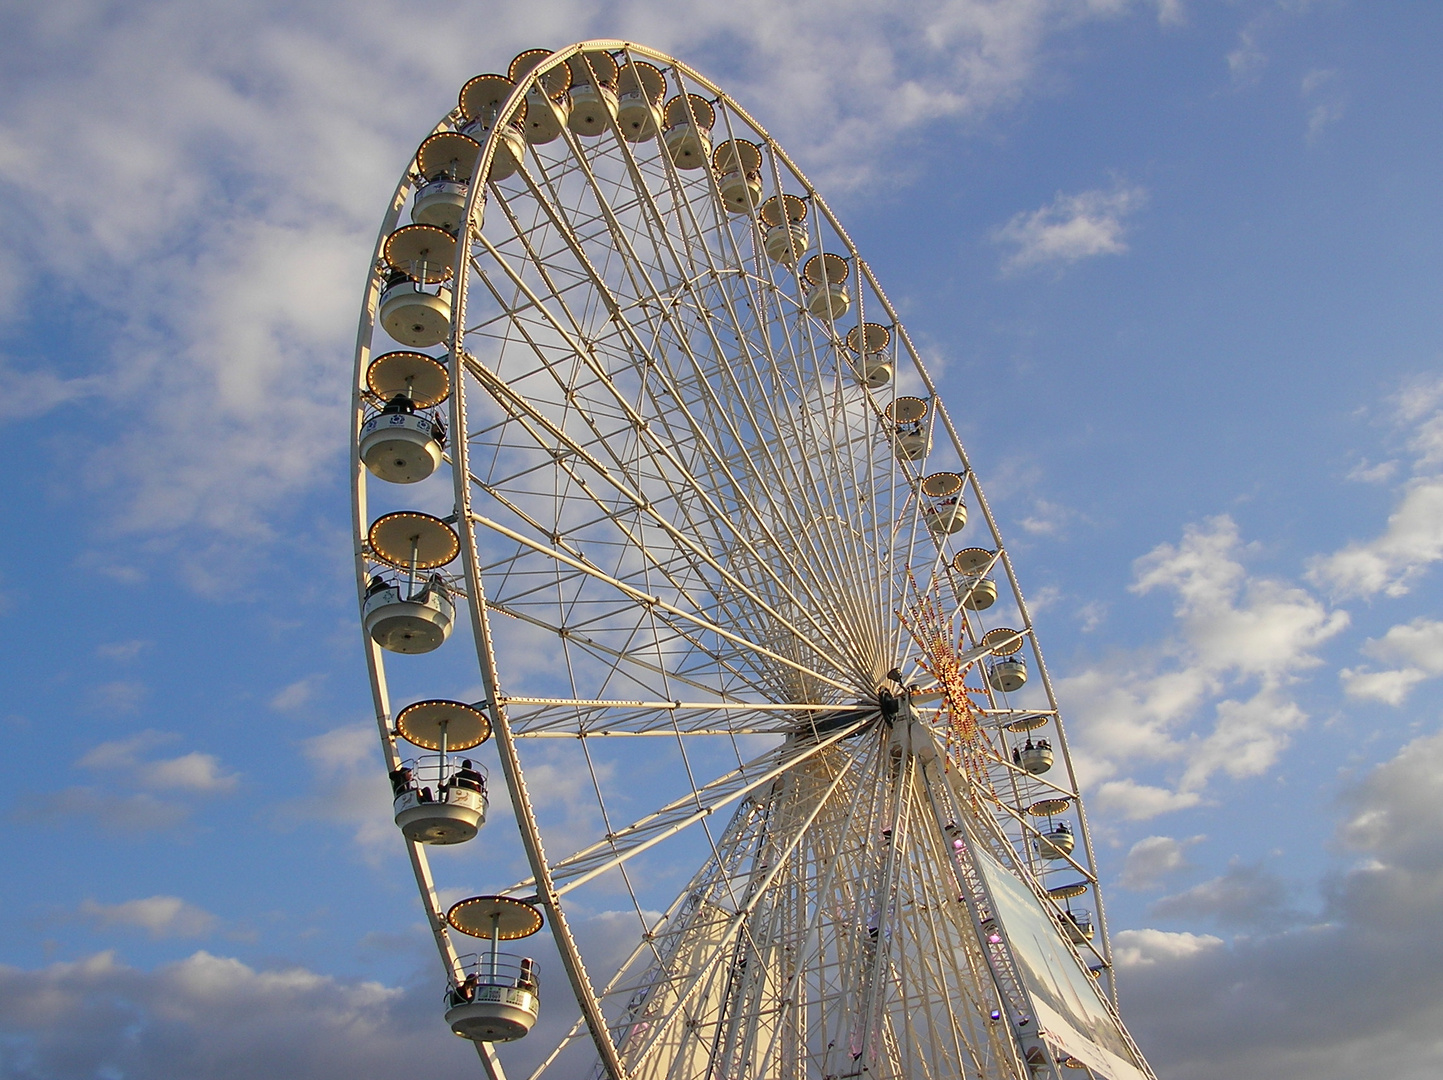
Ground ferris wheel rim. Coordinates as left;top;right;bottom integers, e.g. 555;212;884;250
452;42;1097;1071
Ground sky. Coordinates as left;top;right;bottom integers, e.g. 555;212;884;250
1;1;1441;1078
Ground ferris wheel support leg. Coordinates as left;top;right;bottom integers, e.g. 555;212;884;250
904;701;1050;1080
473;1041;509;1080
852;722;914;1074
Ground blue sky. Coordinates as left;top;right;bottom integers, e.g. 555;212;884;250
2;2;1442;1078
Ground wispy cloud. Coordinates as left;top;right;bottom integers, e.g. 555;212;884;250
79;730;239;794
1121;833;1203;891
77;895;217;939
1150;860;1299;932
0;949;460;1079
1227;24;1267;86
1301;67;1345;142
1340;616;1443;706
0;1;1165;581
1308;378;1443;598
992;183;1148;275
95;639;152;662
276;724;392;857
1117;729;1443;1079
1061;515;1348;819
270;675;325;712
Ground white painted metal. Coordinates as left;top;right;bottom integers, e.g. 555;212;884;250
351;39;1154;1080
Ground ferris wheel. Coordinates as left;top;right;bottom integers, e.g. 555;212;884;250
350;40;1156;1080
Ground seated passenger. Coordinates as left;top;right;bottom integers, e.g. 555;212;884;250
454;759;485;793
415;573;447;605
428;411;447;446
382;392;416;415
367;575;393;597
516;957;537;993
389;766;413;797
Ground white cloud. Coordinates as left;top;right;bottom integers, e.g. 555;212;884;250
1115;728;1443;1080
1340;666;1428;706
270;675;325;712
1111;927;1222;967
278;723;393;857
1150;861;1298;931
1130;518;1348;682
1340;615;1443;705
1120;834;1202;890
1300;67;1345;141
79;730;239;793
1226;23;1267;86
1346;458;1399;484
77;896;217;939
1151;0;1186;28
0;949;479;1079
95;639;152;662
1076;600;1107;633
1337;729;1443;871
12;788;190;833
143;752;240;793
1061;516;1347;818
1363;617;1443;671
993;183;1148;274
1093;779;1202;821
85;679;148;713
1309;378;1443;598
1308;477;1443;598
0;0;1162;576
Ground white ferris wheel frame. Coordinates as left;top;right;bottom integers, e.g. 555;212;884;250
350;39;1152;1080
